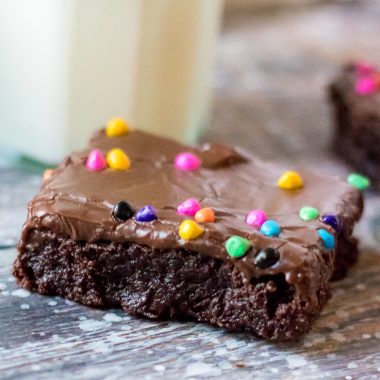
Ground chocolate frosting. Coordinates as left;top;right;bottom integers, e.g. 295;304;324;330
20;130;362;308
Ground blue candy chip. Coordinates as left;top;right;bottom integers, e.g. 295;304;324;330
317;229;335;250
260;220;281;237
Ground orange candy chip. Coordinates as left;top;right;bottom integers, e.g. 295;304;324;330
373;72;380;88
194;207;215;223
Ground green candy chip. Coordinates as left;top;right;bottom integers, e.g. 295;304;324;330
299;206;319;221
225;236;251;258
347;173;371;191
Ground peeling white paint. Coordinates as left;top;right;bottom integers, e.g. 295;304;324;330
330;332;346;342
11;289;31;298
103;313;123;323
286;355;307;369
79;319;112;332
185;362;222;377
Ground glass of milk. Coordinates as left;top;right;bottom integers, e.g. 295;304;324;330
0;0;223;163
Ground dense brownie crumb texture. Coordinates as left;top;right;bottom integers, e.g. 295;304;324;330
14;118;365;340
330;61;380;190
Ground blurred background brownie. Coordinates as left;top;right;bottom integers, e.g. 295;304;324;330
329;62;380;190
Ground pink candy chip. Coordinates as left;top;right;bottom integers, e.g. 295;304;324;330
175;152;201;171
177;198;201;216
246;209;267;229
355;62;376;76
86;149;107;171
355;77;377;96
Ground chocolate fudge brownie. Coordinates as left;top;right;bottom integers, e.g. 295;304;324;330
13;126;363;340
330;62;380;190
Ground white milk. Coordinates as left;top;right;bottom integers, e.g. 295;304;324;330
0;0;223;163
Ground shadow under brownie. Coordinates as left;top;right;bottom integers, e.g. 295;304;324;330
13;129;363;340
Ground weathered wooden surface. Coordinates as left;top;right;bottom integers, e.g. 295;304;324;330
2;1;380;379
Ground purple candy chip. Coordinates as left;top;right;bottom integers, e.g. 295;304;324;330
135;205;157;222
320;214;341;233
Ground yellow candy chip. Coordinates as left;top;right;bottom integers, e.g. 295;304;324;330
43;169;53;181
105;118;129;137
277;171;303;190
106;148;131;170
179;220;204;240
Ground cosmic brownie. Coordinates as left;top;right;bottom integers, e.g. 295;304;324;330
14;119;363;340
329;62;380;190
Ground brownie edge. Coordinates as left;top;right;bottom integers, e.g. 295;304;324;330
13;228;333;341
